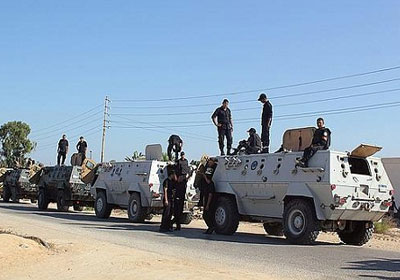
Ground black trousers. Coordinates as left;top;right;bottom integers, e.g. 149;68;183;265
57;152;66;165
173;197;184;227
167;142;181;161
302;145;325;167
160;199;173;230
234;141;260;155
218;127;232;155
203;209;215;229
261;125;270;149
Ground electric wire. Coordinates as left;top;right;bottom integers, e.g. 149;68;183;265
112;66;400;102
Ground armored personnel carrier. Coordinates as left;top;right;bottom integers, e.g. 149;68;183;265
33;154;97;211
210;127;394;246
91;145;198;223
1;166;40;203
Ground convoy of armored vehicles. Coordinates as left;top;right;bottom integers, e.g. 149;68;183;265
0;127;396;246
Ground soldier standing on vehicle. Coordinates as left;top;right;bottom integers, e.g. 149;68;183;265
172;151;189;231
202;157;218;234
258;93;273;153
296;118;331;168
57;134;69;166
232;128;262;155
76;136;88;162
212;99;233;156
159;170;177;232
167;135;183;161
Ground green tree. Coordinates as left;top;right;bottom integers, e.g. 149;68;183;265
0;121;35;167
161;152;169;162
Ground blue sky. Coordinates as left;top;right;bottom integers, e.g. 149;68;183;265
0;1;399;165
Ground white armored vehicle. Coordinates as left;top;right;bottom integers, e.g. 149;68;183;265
91;145;198;223
211;127;394;245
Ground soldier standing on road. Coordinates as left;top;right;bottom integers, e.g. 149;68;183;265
258;93;273;153
212;99;233;156
172;151;190;231
57;134;69;166
159;170;177;232
202;157;218;234
167;134;183;161
296;118;331;168
76;136;88;162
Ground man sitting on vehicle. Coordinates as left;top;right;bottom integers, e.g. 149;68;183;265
167;135;183;161
232;128;262;155
296;118;331;168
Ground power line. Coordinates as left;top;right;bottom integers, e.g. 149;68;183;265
112;65;400;102
30;104;103;135
34;126;102;151
111;78;400;116
111;101;400;128
31;111;103;138
112;115;215;142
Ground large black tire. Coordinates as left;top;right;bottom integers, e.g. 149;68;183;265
283;199;319;244
95;191;112;219
57;190;70;212
263;222;284;236
38;189;49;210
214;196;240;235
338;222;373;246
73;204;84;211
2;185;11;202
128;192;146;223
180;212;193;225
10;187;19;203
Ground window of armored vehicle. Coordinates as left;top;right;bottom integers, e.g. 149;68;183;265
348;157;371;176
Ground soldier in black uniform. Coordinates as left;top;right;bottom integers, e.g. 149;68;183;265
159;170;177;232
232;128;262;155
172;151;189;231
76;136;88;162
211;99;233;156
167;135;183;161
296;118;331;168
57;134;69;165
202;157;218;234
258;93;273;153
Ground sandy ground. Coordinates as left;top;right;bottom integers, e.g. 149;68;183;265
1;206;399;280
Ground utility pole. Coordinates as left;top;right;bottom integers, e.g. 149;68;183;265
101;96;110;162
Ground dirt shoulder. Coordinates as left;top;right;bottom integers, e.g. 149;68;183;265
0;226;272;280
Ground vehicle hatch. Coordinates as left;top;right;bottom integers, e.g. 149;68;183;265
350;144;382;158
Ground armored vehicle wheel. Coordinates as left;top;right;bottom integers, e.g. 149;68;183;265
263;222;284;236
283;199;319;244
128;192;146;223
38;189;49;210
214;196;239;235
180;212;193;225
73;204;84;211
2;186;11;202
57;190;70;212
10;187;19;203
337;222;373;246
95;191;112;219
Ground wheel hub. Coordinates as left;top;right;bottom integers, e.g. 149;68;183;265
96;198;104;212
215;207;226;226
288;209;306;236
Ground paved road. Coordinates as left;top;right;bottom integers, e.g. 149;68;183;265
0;202;399;280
